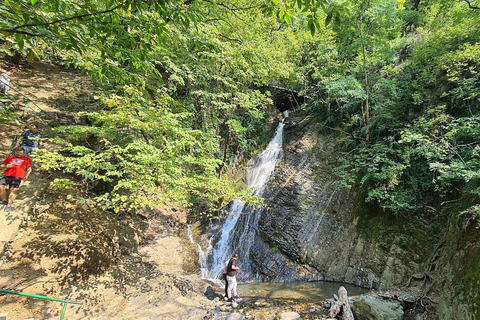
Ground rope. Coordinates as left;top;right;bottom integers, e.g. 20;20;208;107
0;78;57;124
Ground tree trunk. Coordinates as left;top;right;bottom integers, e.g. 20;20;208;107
328;286;355;320
359;6;370;142
338;286;355;320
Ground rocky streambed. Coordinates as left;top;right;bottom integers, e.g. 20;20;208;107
201;281;424;320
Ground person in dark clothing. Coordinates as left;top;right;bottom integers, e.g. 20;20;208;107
222;257;230;298
226;253;240;302
222;272;228;298
14;124;42;167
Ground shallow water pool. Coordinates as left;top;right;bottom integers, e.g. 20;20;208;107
236;281;369;304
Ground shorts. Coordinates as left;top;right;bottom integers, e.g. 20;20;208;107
0;82;9;90
22;146;38;158
0;176;22;189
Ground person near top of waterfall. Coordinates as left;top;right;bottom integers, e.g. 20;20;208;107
0;69;11;95
226;253;240;302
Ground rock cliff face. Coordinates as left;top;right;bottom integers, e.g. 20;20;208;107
242;111;480;319
434;222;480;320
246;113;422;289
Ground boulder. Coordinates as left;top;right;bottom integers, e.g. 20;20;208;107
205;286;219;300
352;296;403;320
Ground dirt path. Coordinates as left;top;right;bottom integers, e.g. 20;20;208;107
0;61;216;319
0;61;86;257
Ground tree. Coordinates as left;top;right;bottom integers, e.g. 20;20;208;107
303;0;480;218
1;0;314;214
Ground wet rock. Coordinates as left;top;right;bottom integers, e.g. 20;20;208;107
254;300;271;308
240;113;424;289
205;286;219;300
219;305;230;312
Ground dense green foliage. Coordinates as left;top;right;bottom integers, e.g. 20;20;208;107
0;0;317;213
302;0;480;221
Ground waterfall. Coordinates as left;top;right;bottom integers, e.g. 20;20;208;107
188;225;213;279
200;120;286;283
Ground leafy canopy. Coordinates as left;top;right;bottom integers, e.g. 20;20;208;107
0;0;324;213
302;0;480;219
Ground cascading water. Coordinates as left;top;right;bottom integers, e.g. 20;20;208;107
200;114;287;284
188;225;213;279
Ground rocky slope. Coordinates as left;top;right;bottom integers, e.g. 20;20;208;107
237;113;422;289
0;61;214;320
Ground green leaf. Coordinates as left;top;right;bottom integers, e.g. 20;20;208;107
16;34;24;50
334;14;341;25
22;11;30;23
308;19;315;36
26;50;35;63
325;12;333;26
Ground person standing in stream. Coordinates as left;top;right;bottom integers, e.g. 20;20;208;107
226;253;240;302
0;147;32;212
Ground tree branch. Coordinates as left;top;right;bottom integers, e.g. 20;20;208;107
201;0;260;12
0;2;125;34
0;29;50;37
217;33;242;44
464;0;480;9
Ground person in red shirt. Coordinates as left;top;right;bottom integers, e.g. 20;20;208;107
0;147;32;212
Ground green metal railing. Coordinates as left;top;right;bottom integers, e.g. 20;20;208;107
0;289;84;320
8;135;18;155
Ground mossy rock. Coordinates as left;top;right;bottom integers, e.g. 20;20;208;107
352;296;403;320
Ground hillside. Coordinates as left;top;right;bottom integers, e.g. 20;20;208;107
0;61;214;320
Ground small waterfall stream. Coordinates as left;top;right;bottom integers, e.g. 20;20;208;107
196;116;287;284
